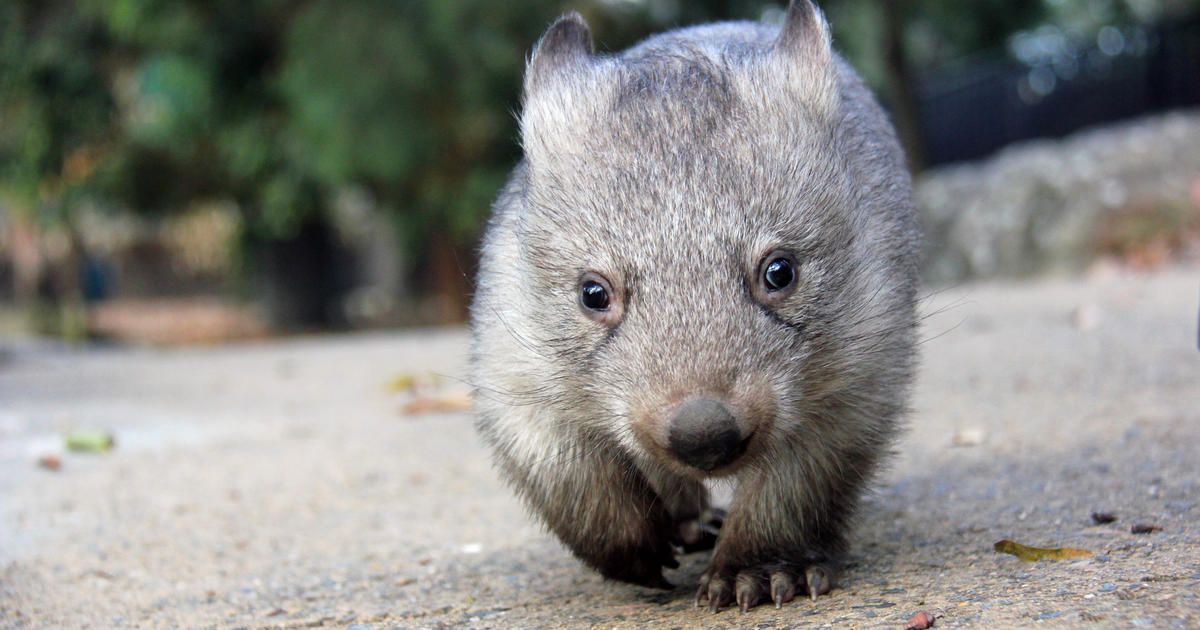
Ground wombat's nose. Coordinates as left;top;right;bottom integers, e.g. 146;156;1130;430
668;398;748;472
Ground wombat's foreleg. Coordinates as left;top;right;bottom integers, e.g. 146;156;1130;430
494;439;680;589
696;449;865;612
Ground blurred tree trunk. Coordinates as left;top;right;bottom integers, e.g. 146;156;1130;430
882;0;926;173
428;231;471;324
7;215;43;305
256;218;348;331
7;210;90;340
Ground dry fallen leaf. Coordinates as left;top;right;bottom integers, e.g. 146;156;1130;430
402;394;473;415
386;372;443;394
993;539;1093;562
386;373;418;393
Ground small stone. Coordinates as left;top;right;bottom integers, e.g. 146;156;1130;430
1091;511;1117;524
952;427;986;447
1071;304;1102;331
904;611;935;629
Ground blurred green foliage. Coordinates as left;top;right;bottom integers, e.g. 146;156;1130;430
1;0;1194;312
0;0;569;250
0;1;115;225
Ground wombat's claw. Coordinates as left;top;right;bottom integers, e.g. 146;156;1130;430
705;578;734;613
735;572;765;612
698;561;836;612
694;573;710;608
697;570;761;613
770;571;796;608
805;564;833;602
694;573;733;612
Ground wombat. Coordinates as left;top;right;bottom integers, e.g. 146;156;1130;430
470;0;920;613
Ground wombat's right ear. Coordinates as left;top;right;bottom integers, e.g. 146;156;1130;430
524;12;595;96
776;0;832;65
772;0;837;114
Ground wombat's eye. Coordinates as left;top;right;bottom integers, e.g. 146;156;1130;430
759;251;797;295
763;257;794;292
752;250;799;307
580;280;609;311
578;271;622;325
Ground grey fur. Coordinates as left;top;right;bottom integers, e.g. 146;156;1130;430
470;0;920;611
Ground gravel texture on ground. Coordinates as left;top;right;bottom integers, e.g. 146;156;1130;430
2;266;1199;629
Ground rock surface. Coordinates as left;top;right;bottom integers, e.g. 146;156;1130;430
917;109;1200;283
2;266;1199;629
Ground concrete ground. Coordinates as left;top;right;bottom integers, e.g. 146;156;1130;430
1;266;1198;629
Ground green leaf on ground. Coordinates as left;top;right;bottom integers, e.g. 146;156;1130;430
64;430;115;452
993;539;1093;562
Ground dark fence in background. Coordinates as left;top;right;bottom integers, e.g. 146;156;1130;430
917;13;1200;167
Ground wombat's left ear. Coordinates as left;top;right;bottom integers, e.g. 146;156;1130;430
525;12;596;97
776;0;832;65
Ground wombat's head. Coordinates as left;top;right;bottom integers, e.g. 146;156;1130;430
498;0;916;478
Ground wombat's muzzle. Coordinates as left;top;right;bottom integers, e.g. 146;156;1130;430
667;398;750;473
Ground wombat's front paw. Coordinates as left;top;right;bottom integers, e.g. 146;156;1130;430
594;531;680;590
695;558;837;612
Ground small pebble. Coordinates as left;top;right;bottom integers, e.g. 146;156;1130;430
1131;524;1163;534
1071;304;1102;331
952;427;986;447
1091;511;1117;524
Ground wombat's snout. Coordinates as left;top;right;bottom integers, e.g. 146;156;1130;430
667;398;750;473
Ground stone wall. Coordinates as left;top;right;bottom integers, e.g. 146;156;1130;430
916;109;1200;284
